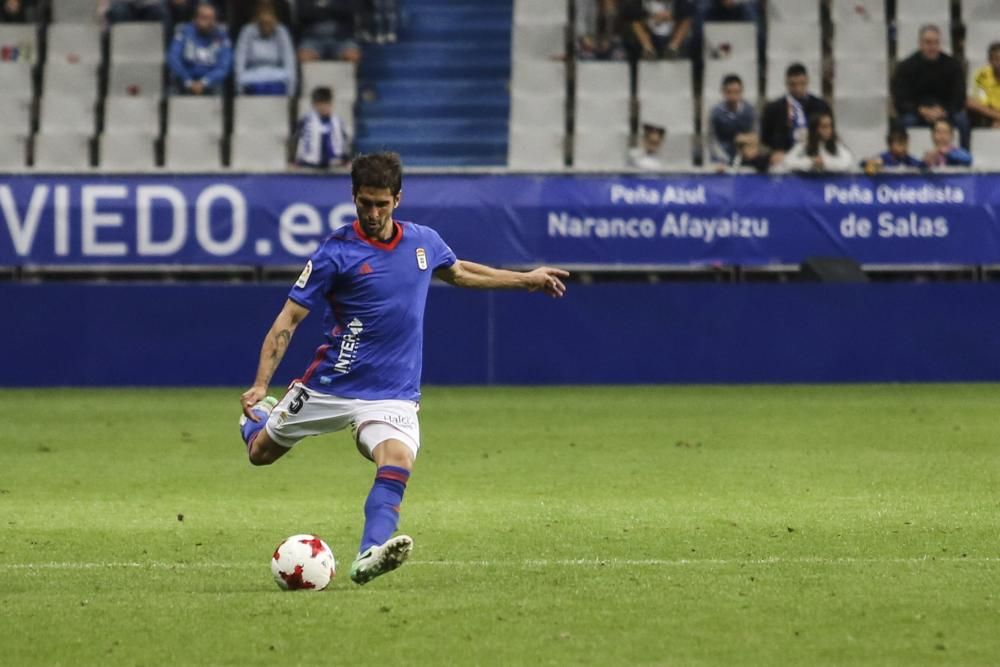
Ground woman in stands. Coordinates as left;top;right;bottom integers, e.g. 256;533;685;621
235;4;297;95
781;111;854;173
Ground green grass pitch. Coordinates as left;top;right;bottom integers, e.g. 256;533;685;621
1;385;998;666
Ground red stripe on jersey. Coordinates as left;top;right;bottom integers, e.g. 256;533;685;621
353;219;404;251
300;344;331;384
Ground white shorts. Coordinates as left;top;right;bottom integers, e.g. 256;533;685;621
264;383;421;460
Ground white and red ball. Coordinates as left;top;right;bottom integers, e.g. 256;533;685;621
271;534;336;591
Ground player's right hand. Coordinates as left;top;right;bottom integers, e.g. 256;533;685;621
241;385;268;421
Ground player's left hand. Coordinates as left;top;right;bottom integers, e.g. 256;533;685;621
527;267;569;298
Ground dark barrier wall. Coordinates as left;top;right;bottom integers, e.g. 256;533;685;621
5;283;1000;386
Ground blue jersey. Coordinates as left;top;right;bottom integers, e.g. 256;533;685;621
288;220;457;401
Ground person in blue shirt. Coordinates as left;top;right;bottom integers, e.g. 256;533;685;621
167;2;232;95
238;153;568;585
922;118;973;168
861;127;924;173
708;73;756;164
294;87;351;168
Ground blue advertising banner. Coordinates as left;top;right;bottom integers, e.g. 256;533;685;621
1;173;998;267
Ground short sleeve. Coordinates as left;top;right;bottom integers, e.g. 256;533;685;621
973;67;989;102
288;243;338;310
427;229;457;271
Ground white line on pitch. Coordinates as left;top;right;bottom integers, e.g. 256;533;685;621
1;556;998;571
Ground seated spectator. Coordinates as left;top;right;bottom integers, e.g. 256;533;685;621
168;0;226;24
622;0;695;60
760;62;830;166
229;0;291;30
295;86;351;169
106;0;165;22
861;127;924;173
167;2;232;96
967;42;1000;128
892;25;970;148
297;0;362;64
922;118;973;168
781;111;853;173
728;132;770;173
235;4;297;95
708;74;756;164
1;0;32;22
627;123;666;170
576;0;625;61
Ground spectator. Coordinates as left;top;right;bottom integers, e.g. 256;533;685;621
106;0;165;22
576;0;625;61
781;111;853;173
861;127;924;174
707;74;756;164
359;0;399;44
295;86;351;168
891;25;970;148
627;123;667;170
296;0;362;64
235;4;297;95
229;0;291;30
921;118;972;168
167;0;226;25
703;0;757;22
622;0;695;60
760;62;830;166
967;42;1000;128
1;0;31;22
167;2;232;95
728;132;770;172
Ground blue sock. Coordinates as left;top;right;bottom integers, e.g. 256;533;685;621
360;466;410;553
240;410;268;450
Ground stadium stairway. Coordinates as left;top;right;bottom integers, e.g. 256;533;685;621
355;0;511;166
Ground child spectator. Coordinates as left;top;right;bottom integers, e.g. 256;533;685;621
235;4;297;95
729;132;770;173
782;111;853;173
167;2;232;95
967;42;1000;128
861;127;924;173
627;123;666;170
106;0;165;22
760;63;830;166
295;86;351;169
622;0;695;60
708;74;756;164
922;118;973;168
296;0;362;64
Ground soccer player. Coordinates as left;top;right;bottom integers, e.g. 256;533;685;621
238;153;568;585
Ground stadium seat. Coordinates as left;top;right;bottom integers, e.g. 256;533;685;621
637;61;693;99
828;0;885;23
0;97;31;136
767;0;819;23
300;61;356;102
573;129;629;169
895;0;951;23
229;132;289;170
47;24;101;65
234;97;290;136
51;0;99;23
639;96;695;133
43;62;99;101
108;62;164;98
510;92;564;130
965;23;1000;67
511;61;565;96
963;0;1000;21
574;96;629;133
508;126;564;169
105;96;161;135
833;23;888;62
703;22;757;62
513;0;567;26
0;134;28;169
838;129;886;161
833;96;889;130
164;132;222;170
834;61;889;96
110;23;166;64
971;129;1000;168
765;58;821;99
39;96;95;133
167;97;224;134
100;132;157;169
576;62;630;98
660;132;696;168
907;128;935;160
895;22;952;57
512;24;566;62
33;131;91;169
0;24;37;64
0;63;33;101
767;22;822;61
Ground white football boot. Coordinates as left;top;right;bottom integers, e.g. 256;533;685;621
350;535;413;585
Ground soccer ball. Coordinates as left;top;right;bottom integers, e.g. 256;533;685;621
271;534;336;591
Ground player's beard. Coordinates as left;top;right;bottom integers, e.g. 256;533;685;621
360;213;393;240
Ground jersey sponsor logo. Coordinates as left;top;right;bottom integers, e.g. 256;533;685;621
416;248;428;270
334;318;364;374
294;260;313;288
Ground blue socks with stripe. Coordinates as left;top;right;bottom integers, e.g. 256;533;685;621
360;466;410;553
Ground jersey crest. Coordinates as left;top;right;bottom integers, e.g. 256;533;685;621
416;248;428;270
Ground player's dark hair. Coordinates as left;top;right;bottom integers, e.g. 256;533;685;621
722;74;743;88
311;86;333;104
351;152;403;196
785;62;808;79
805;112;839;157
887;126;909;144
989;42;1000;56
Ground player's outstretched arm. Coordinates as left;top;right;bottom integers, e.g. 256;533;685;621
435;260;568;298
241;299;311;420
